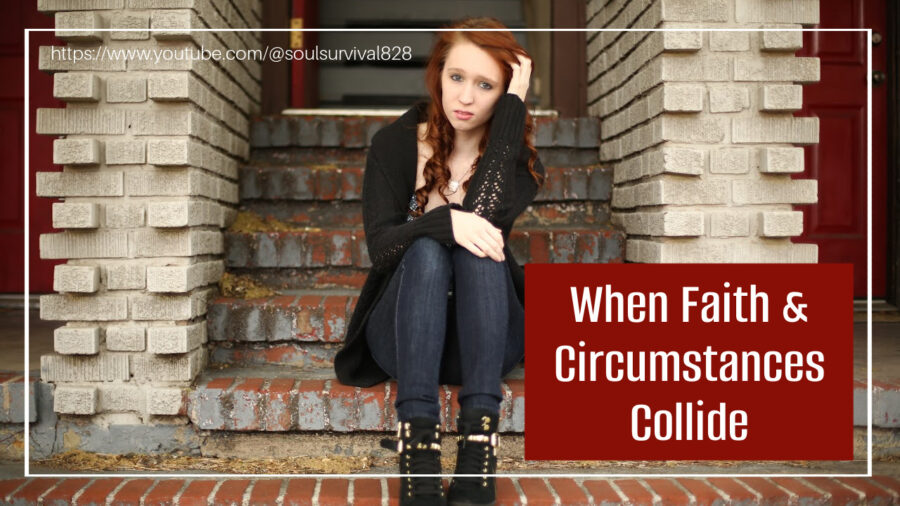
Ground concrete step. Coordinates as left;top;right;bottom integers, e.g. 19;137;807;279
225;227;625;270
250;114;601;150
0;372;37;424
239;163;612;203
186;363;524;432
4;475;897;505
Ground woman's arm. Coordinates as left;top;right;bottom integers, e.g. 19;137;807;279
362;149;456;272
460;93;542;231
499;154;544;232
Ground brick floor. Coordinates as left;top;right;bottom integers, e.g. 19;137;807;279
6;474;889;505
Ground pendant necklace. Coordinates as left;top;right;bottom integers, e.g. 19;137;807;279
445;165;474;196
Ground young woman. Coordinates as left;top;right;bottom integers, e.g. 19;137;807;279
334;17;544;506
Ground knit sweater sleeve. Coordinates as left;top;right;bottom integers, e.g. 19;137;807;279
362;147;456;273
460;93;543;232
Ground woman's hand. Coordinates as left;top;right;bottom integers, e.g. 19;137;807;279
450;209;506;262
507;53;532;102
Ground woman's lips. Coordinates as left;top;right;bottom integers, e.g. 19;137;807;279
454;110;473;120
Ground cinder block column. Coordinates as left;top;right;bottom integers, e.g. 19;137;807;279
586;0;820;263
35;0;263;421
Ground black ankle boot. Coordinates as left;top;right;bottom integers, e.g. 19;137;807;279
380;417;447;505
447;408;500;506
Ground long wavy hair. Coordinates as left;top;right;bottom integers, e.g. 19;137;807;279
410;17;543;218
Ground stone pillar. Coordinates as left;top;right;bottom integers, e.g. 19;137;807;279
586;0;820;263
35;0;262;423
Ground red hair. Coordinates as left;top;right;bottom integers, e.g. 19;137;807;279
411;17;542;217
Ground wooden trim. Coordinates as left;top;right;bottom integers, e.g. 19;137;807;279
261;0;291;114
290;0;320;108
888;0;899;305
551;0;587;117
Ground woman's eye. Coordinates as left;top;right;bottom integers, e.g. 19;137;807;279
479;81;493;90
450;74;462;82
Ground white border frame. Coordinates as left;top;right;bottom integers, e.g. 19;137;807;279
23;27;873;479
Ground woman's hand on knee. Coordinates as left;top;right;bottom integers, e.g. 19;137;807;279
450;209;506;262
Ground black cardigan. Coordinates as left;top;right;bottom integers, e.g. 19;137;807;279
333;93;544;387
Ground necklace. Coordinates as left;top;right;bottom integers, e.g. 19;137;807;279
444;164;475;196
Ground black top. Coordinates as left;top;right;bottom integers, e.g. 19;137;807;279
333;93;544;387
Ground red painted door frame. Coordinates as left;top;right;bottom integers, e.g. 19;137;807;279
290;0;319;108
797;0;888;299
1;6;62;293
889;1;900;306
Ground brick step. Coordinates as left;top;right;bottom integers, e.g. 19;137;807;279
239;163;612;203
250;114;600;150
6;364;898;437
225;227;626;270
187;364;524;432
208;291;359;344
204;293;900;429
226;266;370;290
5;475;898;505
186;362;900;433
251;144;604;168
250;146;366;165
241;200;612;229
209;341;340;369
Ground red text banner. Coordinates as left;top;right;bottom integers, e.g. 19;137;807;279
524;264;853;460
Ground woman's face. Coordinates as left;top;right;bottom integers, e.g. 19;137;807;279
440;41;505;134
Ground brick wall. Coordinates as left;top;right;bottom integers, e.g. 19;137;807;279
35;0;262;420
586;0;820;263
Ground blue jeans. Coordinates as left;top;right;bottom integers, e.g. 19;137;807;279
365;237;525;421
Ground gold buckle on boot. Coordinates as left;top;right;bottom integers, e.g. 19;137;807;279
458;433;498;445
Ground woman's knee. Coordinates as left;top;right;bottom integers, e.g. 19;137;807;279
451;246;507;280
402;237;452;281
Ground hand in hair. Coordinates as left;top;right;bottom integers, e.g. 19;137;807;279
450;209;506;262
507;53;532;102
